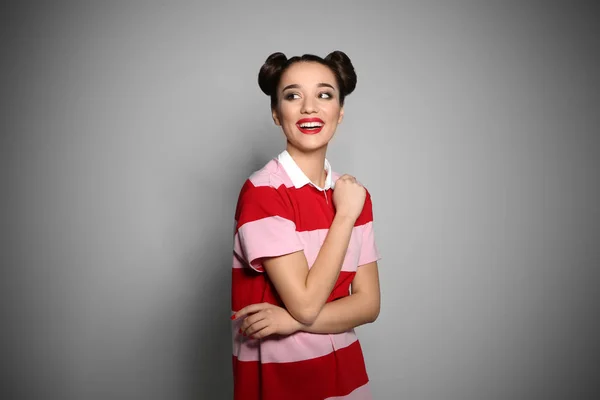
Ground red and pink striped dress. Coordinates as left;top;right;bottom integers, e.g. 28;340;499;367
231;150;381;400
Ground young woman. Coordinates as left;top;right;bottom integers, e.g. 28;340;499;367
230;51;381;400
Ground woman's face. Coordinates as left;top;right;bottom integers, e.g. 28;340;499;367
272;62;344;153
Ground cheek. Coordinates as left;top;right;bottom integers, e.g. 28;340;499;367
277;104;297;124
323;104;342;121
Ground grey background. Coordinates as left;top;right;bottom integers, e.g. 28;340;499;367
2;1;599;399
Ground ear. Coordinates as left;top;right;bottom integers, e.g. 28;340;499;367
272;108;281;126
337;106;344;124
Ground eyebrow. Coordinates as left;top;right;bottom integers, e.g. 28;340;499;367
281;82;336;92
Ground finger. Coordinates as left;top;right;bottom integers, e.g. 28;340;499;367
232;302;270;320
245;318;270;337
240;311;268;332
250;325;275;340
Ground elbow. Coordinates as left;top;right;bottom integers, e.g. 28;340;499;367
284;293;323;325
297;309;320;326
366;303;380;324
289;306;320;326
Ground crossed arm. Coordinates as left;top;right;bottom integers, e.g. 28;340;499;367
233;190;380;337
234;258;380;338
300;260;380;334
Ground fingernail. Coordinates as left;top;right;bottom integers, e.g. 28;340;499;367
238;329;242;334
230;315;236;320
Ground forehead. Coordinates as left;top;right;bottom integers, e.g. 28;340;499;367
279;62;338;90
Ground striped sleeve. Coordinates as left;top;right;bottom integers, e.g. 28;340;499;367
356;189;381;266
233;180;304;272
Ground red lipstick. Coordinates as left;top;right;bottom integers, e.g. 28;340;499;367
296;118;324;135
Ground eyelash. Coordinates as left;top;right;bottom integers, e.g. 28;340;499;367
284;92;334;100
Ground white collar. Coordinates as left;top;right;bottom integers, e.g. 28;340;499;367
277;150;334;191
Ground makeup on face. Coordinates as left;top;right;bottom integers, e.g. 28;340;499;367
296;117;324;134
282;82;335;93
274;62;343;151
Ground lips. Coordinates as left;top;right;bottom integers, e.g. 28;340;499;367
296;118;324;135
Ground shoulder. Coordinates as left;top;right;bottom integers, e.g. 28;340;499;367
331;170;372;198
235;158;294;210
332;169;375;225
245;158;294;190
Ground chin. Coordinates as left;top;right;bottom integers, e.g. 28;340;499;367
285;128;334;148
287;136;332;153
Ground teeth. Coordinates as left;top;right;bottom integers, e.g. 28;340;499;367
299;122;323;128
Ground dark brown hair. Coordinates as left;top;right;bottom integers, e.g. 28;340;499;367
258;51;357;109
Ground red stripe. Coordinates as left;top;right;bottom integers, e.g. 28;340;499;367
327;271;356;302
234;182;374;233
233;355;260;400
355;190;374;227
232;268;356;311
231;266;282;311
233;340;369;400
235;182;295;232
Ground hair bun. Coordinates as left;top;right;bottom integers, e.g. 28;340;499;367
258;52;288;96
325;50;357;96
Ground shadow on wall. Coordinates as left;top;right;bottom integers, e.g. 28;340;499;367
186;244;234;399
184;145;279;399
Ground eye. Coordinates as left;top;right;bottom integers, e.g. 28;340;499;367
319;92;333;99
285;93;301;100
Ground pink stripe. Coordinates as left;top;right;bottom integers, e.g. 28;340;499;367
324;382;372;400
232;321;358;363
248;160;278;187
273;159;296;188
235;216;304;272
297;226;365;272
357;221;381;266
233;223;375;272
248;159;295;188
232;253;245;269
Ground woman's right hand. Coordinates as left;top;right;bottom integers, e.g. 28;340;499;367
332;174;366;220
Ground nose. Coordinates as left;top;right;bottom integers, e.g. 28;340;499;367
300;97;317;114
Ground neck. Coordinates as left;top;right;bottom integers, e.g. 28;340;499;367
286;144;328;188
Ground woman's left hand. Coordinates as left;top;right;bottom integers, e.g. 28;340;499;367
233;303;303;339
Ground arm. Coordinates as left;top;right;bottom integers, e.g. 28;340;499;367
263;213;356;325
236;188;382;338
237;262;380;338
261;175;366;326
301;261;380;334
299;190;382;333
233;175;365;326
